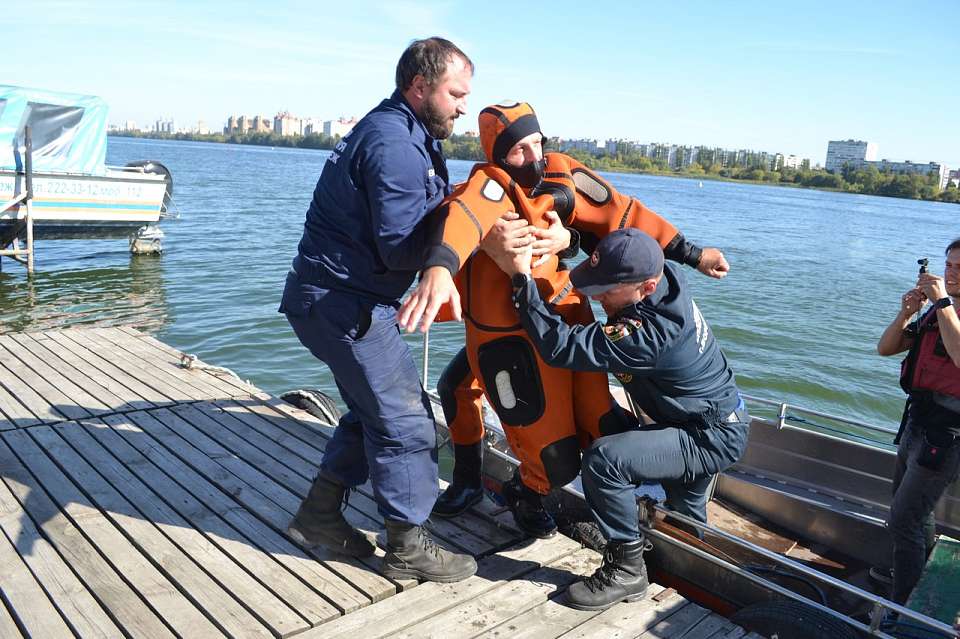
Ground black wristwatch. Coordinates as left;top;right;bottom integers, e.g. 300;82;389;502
511;272;530;289
934;297;953;310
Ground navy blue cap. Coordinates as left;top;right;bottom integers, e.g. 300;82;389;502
570;228;664;295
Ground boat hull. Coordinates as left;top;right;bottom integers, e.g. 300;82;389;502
0;169;167;239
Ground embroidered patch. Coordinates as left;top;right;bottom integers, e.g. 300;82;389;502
614;372;633;384
602;318;642;342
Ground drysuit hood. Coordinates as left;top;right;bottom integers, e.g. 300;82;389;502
478;101;542;164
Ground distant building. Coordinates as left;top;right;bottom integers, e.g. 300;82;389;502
195;120;209;135
868;159;948;189
783;155;802;170
251;115;272;133
225;116;237;134
949;169;960;188
302;118;325;136
462;130;479;137
825;139;878;172
274;111;301;136
237;115;251;134
323;117;358;138
559;138;602;154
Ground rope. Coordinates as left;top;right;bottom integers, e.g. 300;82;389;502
179;353;247;383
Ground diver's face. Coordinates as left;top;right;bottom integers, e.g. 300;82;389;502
504;132;543;168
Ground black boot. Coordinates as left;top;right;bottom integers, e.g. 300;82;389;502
382;520;477;583
287;473;375;558
502;473;557;539
432;443;484;518
565;538;651;611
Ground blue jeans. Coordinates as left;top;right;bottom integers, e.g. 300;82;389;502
889;417;960;604
284;285;438;525
581;410;749;542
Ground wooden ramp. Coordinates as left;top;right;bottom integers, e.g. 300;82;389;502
0;327;751;638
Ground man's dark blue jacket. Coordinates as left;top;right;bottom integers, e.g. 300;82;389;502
281;90;450;312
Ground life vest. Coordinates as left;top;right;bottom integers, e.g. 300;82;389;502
900;307;960;400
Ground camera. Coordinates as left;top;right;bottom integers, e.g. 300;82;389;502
918;258;929;275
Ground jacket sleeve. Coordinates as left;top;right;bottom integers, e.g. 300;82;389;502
422;165;516;275
362;137;436;271
553;155;681;255
513;278;666;375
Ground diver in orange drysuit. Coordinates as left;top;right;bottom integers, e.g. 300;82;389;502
398;102;730;537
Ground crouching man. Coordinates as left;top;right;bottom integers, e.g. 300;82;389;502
488;228;750;610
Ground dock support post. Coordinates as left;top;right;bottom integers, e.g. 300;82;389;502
24;126;34;275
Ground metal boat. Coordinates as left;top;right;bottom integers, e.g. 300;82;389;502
0;86;173;271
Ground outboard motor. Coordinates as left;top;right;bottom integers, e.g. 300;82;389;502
125;160;173;213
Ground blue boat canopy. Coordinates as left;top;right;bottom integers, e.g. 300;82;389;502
0;85;108;175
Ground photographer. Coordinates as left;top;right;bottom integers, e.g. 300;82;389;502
877;238;960;604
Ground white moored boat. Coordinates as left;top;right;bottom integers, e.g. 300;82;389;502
0;85;173;270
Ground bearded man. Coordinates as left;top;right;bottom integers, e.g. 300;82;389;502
279;37;477;583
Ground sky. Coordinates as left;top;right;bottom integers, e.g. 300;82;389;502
8;1;959;167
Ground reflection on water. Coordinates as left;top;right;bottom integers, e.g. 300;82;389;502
0;253;169;334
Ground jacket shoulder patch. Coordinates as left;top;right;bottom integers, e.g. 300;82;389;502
481;178;505;202
603;318;642;342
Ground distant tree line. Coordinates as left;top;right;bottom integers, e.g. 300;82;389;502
112;131;957;204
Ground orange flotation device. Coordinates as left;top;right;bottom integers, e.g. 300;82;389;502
427;102;681;493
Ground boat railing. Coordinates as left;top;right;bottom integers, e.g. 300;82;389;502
628;503;955;639
0;126;35;273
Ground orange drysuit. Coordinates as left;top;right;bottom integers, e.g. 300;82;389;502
427;102;693;493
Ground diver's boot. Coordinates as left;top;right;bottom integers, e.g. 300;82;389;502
565;538;651;611
502;474;558;539
382;520;477;583
432;442;484;518
287;473;375;558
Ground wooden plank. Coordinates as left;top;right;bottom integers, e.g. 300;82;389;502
0;382;41;430
188;401;498;556
0;524;75;638
0;476;121;638
703;620;745;639
47;421;322;635
473;584;667;639
0;335;113;416
558;589;692;639
92;328;228;399
57;329;195;403
307;532;583;639
679;612;736;639
0;339;93;421
43;331;173;407
2;428;223;638
0;358;69;424
635;601;711;639
120;327;257;396
118;410;398;600
0;435;176;638
9;332;148;413
0;596;24;639
388;548;601;638
93;412;391;606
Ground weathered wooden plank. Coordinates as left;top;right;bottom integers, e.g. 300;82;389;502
0;339;93;421
0;382;41;430
635;601;711;639
0;435;176;638
0;475;121;638
47;420;321;635
473;584;667;639
44;330;173;406
119;410;398;600
0;596;24;639
120;326;257;396
389;548;602;638
9;332;148;413
92;327;228;399
704;620;745;639
2;428;223;638
0;356;69;424
558;589;691;639
59;328;198;403
0;523;75;638
680;613;738;639
307;532;583;639
0;334;113;416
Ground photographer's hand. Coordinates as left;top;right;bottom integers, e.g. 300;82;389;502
900;288;925;317
917;273;948;304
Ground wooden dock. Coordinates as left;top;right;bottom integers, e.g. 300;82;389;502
0;327;754;638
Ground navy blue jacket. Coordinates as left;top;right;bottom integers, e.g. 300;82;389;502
282;90;451;309
514;262;741;428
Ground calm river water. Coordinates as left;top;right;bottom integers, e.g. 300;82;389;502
1;137;956;442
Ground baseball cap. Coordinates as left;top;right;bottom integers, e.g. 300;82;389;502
570;228;664;295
